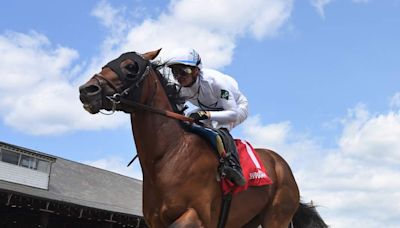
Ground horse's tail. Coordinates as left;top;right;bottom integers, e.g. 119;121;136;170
291;202;328;228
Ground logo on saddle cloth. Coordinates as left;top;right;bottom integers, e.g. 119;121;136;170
222;140;273;195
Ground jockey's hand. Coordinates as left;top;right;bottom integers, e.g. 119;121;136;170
189;111;209;122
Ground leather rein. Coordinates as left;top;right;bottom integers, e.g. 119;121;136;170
93;69;195;124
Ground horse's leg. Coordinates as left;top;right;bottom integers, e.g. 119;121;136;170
261;185;298;227
169;208;204;228
257;149;299;228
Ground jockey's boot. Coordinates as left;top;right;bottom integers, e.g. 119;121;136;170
219;128;246;186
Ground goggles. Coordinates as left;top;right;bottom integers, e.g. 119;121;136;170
171;66;193;77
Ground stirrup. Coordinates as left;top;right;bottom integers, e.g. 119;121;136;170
223;166;246;186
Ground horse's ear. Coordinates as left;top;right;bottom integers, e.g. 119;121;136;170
142;48;162;60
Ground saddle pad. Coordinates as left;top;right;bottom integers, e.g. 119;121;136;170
222;139;273;195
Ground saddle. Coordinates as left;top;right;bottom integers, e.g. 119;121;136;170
185;124;272;194
185;124;273;228
185;124;228;160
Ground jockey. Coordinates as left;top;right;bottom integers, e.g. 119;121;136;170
166;49;248;186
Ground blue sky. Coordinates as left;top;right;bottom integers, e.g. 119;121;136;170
1;0;400;227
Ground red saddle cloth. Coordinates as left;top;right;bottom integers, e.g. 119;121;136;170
221;139;273;195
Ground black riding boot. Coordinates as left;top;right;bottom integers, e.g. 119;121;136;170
219;128;246;186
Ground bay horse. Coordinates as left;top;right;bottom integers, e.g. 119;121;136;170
79;49;328;228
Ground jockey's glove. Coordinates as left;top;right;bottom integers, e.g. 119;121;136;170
189;111;209;122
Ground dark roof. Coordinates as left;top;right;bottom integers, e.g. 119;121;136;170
0;141;143;216
0;141;57;161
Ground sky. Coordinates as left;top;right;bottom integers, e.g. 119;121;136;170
1;0;399;227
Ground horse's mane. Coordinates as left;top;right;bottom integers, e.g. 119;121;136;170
151;62;186;114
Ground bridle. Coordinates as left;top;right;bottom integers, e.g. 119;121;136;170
94;52;195;123
92;68;151;115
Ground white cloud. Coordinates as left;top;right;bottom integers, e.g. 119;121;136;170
0;0;293;135
390;92;400;110
111;0;293;69
241;115;324;165
0;31;129;135
311;0;333;18
240;93;400;228
339;104;400;165
84;156;143;180
311;0;371;18
91;0;131;58
241;115;291;148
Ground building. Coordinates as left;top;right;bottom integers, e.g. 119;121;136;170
0;141;146;228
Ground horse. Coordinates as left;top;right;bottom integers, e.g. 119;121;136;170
79;49;328;228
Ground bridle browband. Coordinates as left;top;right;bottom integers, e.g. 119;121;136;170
96;52;195;123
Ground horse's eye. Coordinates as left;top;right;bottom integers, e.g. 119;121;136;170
126;63;139;74
126;64;134;70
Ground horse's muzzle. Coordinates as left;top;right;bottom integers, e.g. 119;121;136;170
79;84;103;114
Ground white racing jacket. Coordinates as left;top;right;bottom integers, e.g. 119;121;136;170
180;68;249;130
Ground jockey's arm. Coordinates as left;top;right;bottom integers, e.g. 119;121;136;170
208;88;239;124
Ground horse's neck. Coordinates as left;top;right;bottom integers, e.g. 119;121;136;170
131;73;185;176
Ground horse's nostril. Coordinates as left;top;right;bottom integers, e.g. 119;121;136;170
80;84;101;96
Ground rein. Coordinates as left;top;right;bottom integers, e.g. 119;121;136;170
94;70;196;123
94;51;196;123
118;96;195;123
